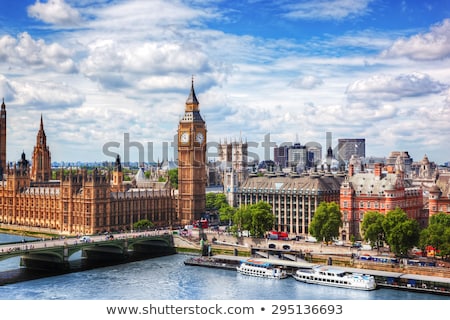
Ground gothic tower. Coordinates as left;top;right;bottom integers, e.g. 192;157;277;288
177;79;207;225
111;154;124;192
31;115;52;182
0;99;6;179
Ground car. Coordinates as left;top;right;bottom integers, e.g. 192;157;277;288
305;236;318;243
80;236;91;243
351;242;362;248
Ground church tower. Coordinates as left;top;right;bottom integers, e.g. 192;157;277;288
0;99;6;179
31;115;52;182
177;79;207;225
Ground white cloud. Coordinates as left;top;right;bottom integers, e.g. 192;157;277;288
27;0;82;26
345;72;448;101
1;1;450;164
283;0;373;20
0;75;84;109
289;75;324;89
0;32;77;73
78;36;214;91
381;19;450;61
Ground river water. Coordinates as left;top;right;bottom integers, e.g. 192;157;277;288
0;233;446;300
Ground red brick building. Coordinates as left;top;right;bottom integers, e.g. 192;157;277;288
429;172;450;216
340;161;423;240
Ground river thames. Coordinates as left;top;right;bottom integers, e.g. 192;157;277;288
0;233;447;300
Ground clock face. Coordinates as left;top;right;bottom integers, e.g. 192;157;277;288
196;132;204;144
180;132;189;143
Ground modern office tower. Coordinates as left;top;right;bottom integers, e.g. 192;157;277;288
337;138;365;166
274;144;289;168
288;143;308;171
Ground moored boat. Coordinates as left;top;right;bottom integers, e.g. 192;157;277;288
293;265;377;290
236;259;287;279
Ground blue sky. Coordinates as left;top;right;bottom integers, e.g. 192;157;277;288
0;0;449;165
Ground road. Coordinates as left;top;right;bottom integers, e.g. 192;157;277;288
0;230;170;256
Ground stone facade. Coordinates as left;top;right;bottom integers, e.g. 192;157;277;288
177;80;207;225
236;172;344;236
0;151;176;235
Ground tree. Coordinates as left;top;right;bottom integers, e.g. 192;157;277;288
361;211;385;248
133;219;154;230
219;205;236;225
249;201;274;238
420;212;450;260
309;202;342;244
214;193;228;210
231;201;274;237
382;207;420;257
206;193;228;211
231;206;252;235
169;169;178;189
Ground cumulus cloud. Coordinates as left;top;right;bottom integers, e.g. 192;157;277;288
0;75;17;101
381;19;450;61
345;72;448;101
80;39;212;90
283;0;373;20
289;75;323;89
0;75;84;109
27;0;81;26
0;32;77;73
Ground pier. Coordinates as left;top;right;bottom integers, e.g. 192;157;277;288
184;252;450;296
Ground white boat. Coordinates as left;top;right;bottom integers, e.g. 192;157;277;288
236;259;287;279
293;265;377;290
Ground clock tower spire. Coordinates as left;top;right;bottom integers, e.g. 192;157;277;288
177;78;207;225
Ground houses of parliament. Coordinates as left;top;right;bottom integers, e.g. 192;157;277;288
0;82;207;235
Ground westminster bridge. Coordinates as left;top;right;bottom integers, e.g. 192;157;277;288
0;231;176;271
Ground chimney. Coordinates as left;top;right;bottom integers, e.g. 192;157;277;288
348;164;354;177
374;163;382;178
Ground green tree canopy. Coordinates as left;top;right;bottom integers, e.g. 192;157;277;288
231;201;274;237
420;212;450;260
169;168;178;189
361;211;385;247
382;207;420;257
206;193;228;211
309;202;342;243
249;201;275;238
133;219;154;230
219;205;236;225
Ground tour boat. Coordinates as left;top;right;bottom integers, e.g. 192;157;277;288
236;259;287;279
293;265;377;290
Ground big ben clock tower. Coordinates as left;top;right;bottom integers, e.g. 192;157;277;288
177;79;207;225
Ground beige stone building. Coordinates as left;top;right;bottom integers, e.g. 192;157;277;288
0;83;206;235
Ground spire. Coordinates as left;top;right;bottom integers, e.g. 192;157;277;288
37;114;46;146
1;98;5;110
40;113;44;130
185;76;199;106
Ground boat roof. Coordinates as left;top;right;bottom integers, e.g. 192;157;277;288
213;255;315;268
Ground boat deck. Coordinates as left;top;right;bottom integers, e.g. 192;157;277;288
184;254;450;295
